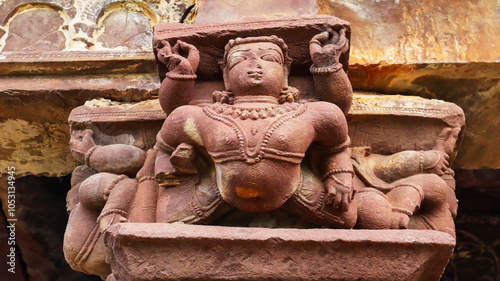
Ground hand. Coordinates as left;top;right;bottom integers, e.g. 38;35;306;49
434;127;460;155
309;28;349;67
424;150;449;176
69;129;96;163
324;175;353;212
155;39;199;75
391;212;410;229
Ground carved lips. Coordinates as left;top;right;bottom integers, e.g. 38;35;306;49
247;70;263;85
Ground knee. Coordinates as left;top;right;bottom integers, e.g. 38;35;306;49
419;174;449;207
396;174;448;206
355;189;392;229
78;173;118;210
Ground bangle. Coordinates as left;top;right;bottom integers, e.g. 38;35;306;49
84;145;99;167
309;39;321;46
103;175;128;200
165;72;197;80
392;182;424;202
138;176;155;183
96;209;129;232
96;208;129;223
419;151;424;173
310;63;343;75
392;207;413;216
323;169;355;181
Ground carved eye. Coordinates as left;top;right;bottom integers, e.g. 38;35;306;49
228;56;246;69
261;54;282;64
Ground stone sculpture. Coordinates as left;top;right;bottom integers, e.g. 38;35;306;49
63;16;464;280
353;127;461;238
150;31;357;227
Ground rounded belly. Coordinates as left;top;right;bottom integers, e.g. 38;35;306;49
215;160;301;212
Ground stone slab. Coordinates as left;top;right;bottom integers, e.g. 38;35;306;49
105;223;455;281
0;50;156;76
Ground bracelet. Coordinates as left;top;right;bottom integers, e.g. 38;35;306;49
84;145;99;167
393;182;424;202
138;176;155;184
392;207;413;216
322;169;355;181
309;39;321;46
418;151;424;173
165;72;197;80
96;208;129;223
327;175;353;194
103;175;128;200
310;63;343;75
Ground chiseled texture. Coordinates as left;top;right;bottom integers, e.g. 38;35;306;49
106;223;455;281
317;0;500;169
0;0;497;178
318;0;500;65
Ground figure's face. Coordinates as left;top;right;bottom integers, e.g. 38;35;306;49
225;42;286;97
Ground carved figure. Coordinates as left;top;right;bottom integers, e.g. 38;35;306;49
63;19;463;280
151;31;357;226
63;29;357;278
353;127;460;238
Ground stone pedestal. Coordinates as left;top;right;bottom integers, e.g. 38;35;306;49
105;223;455;281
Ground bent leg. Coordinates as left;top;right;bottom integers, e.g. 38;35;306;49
156;172;233;224
64;203;110;278
406;174;456;238
354;187;392;229
64;172;137;279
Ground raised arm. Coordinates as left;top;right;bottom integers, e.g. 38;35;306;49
309;29;353;114
156;40;200;115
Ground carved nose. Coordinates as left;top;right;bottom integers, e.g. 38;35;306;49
249;54;262;69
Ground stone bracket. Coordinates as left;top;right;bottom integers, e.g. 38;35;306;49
105;223;456;281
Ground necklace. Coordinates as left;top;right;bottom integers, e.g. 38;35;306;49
233;95;279;104
208;102;301;120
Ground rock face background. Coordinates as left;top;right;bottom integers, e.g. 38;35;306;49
0;0;498;280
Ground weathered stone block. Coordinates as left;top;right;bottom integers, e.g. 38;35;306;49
196;0;318;22
105;223;455;281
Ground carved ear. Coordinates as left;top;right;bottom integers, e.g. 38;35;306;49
220;62;232;91
282;64;290;89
